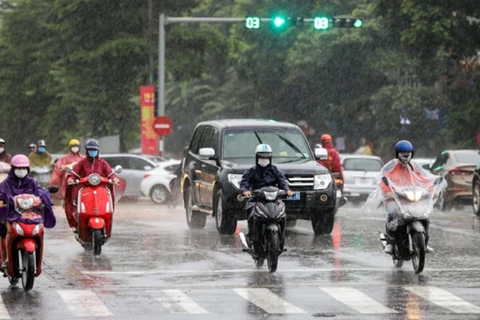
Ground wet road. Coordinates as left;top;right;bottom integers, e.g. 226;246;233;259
1;200;480;319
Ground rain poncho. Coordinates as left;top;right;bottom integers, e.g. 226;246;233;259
28;151;53;168
49;152;84;199
364;159;447;214
317;140;343;179
0;171;56;228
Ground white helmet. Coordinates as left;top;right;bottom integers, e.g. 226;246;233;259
255;144;273;158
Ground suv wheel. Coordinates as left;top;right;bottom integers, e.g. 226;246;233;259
311;213;335;235
214;190;237;235
473;182;480;217
185;187;206;229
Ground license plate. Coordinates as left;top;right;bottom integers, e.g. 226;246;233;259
355;177;373;185
286;191;300;200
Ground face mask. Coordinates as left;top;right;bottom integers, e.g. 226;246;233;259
0;148;4;153
38;147;46;153
258;159;270;167
399;153;412;164
88;150;98;158
14;169;28;179
71;147;79;154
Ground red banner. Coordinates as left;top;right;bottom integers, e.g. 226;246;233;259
140;86;158;155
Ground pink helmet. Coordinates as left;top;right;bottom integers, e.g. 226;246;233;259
11;154;30;168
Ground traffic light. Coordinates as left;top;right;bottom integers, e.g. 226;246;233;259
313;16;330;30
245;16;261;29
272;16;287;28
333;18;363;28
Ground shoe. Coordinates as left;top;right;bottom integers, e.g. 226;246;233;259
384;244;393;254
426;245;434;253
71;228;78;234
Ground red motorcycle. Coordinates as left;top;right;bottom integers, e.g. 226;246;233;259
65;166;125;255
2;188;57;291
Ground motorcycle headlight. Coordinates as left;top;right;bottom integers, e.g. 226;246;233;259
88;173;101;186
227;174;243;189
14;223;24;235
264;191;278;201
314;174;332;190
404;190;423;202
32;224;43;235
18;198;34;210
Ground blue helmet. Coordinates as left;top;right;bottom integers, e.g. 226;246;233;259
85;139;100;150
395;140;414;163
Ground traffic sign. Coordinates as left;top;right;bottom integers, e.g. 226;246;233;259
476;131;480;146
152;116;172;137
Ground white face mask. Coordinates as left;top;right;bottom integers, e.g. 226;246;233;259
71;146;80;153
0;148;4;153
14;169;28;179
258;159;270;167
398;152;412;164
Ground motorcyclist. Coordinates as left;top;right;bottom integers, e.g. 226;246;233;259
380;140;435;254
0;139;12;164
0;155;56;267
28;143;37;155
239;144;293;246
65;139;119;231
49;139;84;200
28;139;53;168
316;134;343;180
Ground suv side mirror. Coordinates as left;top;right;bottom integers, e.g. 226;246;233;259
199;148;215;160
315;147;328;161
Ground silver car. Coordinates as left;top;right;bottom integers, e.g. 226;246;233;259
102;153;158;197
340;154;384;204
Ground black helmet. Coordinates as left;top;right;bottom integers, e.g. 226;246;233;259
85;139;100;150
37;139;47;147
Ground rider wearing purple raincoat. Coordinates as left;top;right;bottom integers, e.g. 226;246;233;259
0;155;56;229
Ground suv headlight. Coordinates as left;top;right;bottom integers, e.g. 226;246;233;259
228;174;243;189
314;174;332;190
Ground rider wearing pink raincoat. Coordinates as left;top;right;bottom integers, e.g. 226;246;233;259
49;139;84;200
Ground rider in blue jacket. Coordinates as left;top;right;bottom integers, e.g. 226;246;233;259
240;144;293;245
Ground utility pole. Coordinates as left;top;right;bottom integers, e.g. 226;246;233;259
147;0;153;84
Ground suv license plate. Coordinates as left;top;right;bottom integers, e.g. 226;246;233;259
286;191;300;200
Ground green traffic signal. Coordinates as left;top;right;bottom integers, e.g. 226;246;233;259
273;16;286;27
353;19;363;28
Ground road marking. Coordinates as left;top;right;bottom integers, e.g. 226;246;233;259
57;290;113;317
82;267;480;275
157;290;209;314
0;297;10;320
319;287;398;314
234;288;306;314
405;286;480;313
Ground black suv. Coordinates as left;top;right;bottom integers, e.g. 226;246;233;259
181;119;337;235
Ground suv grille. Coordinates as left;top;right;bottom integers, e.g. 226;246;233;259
287;175;314;191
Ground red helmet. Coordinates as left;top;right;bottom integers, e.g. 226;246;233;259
321;134;332;142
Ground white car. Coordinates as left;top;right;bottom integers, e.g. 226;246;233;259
413;157;435;170
140;160;181;204
340;154;384;204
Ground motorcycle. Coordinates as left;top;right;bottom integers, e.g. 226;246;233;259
1;186;58;291
30;165;53;189
238;186;287;273
379;176;444;273
332;173;347;211
65;166;125;255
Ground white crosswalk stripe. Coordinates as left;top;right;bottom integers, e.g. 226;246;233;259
319;287;398;314
405;286;480;314
0;297;10;320
157;290;209;314
234;288;306;314
57;290;113;317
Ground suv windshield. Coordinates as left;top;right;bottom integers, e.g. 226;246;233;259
223;129;312;164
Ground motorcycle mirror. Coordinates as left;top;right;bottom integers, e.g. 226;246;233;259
64;166;73;173
109;165;122;177
382;176;389;186
48;185;59;194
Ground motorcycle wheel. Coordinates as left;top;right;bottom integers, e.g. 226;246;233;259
93;230;102;256
267;232;279;273
412;232;426;274
21;251;35;291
